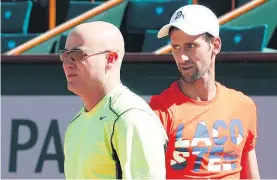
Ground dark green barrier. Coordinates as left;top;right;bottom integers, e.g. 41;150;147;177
2;53;277;96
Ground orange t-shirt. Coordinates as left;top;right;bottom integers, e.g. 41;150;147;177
149;81;257;179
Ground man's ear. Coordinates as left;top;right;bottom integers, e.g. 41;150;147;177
106;51;118;71
107;52;118;64
213;37;222;55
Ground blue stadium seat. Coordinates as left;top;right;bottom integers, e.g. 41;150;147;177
56;33;68;52
236;0;251;7
1;1;33;33
66;1;103;20
1;33;40;53
123;0;191;52
142;30;169;52
220;24;268;52
197;0;232;17
125;0;192;33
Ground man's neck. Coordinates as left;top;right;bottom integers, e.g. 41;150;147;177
81;79;121;112
178;74;217;102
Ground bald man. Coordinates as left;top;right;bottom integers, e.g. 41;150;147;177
60;21;168;179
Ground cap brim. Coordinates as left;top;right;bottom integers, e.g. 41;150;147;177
157;22;207;38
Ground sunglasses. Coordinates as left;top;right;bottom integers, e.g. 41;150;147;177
58;48;112;63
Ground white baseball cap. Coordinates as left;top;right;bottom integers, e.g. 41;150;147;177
157;5;219;38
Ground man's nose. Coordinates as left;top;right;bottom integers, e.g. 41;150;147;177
180;53;189;62
63;60;75;70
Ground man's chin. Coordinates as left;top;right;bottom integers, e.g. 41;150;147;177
181;75;200;84
67;83;78;94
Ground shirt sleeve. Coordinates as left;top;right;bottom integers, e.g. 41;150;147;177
244;100;258;152
112;109;168;179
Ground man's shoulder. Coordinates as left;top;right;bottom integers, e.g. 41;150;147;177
110;85;154;116
110;86;164;127
149;82;177;108
220;83;256;108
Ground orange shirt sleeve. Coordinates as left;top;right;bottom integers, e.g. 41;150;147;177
244;100;258;152
149;95;173;136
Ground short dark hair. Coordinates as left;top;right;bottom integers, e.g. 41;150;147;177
168;26;214;43
168;26;179;36
201;32;214;43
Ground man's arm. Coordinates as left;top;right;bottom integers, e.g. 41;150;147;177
112;109;168;179
240;149;260;179
241;99;260;179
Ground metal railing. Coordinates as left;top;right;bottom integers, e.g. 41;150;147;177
49;0;56;30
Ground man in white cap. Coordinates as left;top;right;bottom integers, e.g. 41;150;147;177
149;5;260;179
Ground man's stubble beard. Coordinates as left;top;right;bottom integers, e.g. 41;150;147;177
180;60;212;84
